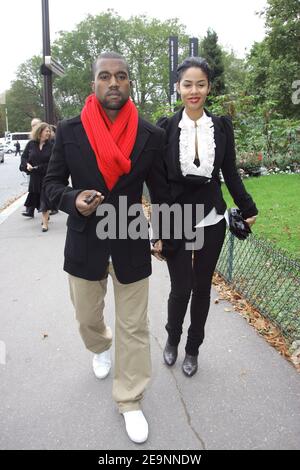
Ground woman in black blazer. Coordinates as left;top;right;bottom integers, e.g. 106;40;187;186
155;57;258;377
20;122;53;231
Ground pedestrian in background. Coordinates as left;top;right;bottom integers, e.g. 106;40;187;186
30;118;42;138
14;141;21;156
21;118;42;217
20;122;54;231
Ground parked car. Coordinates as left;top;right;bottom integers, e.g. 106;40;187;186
1;143;10;154
5;142;16;154
0;145;4;163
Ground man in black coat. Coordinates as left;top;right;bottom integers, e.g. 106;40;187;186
14;141;21;156
44;52;170;444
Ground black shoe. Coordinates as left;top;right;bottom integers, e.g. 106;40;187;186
182;354;198;377
22;211;34;218
163;341;178;366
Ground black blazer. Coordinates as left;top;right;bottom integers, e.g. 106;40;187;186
20;140;53;194
157;108;258;220
43;115;171;283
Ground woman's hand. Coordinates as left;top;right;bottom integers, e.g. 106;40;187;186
245;215;257;227
26;163;33;172
75;190;104;217
151;240;166;261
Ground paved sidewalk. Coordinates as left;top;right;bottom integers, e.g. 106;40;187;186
0;205;300;450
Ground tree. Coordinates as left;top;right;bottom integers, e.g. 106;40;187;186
246;0;300;118
121;15;188;118
245;39;272;103
52;11;188;120
265;0;300;117
51;11;128;118
5;11;188;127
6;56;44;131
222;49;247;95
200;29;225;96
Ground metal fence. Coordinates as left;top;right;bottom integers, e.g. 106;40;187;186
216;230;300;345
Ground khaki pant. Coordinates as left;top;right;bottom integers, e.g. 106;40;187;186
68;262;151;413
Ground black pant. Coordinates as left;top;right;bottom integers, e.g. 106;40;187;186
166;218;226;356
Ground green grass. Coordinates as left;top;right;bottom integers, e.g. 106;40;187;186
221;174;300;260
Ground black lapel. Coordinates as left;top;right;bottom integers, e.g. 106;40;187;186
167;109;184;180
168;109;182;154
72;119;109;193
129;118;151;167
210;113;226;166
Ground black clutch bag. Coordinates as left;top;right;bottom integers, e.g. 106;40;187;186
228;208;252;240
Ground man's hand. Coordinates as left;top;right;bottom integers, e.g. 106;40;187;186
75;190;104;217
151;240;165;261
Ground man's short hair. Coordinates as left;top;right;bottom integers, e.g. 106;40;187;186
92;52;130;77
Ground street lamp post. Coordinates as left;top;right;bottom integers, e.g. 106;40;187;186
169;36;178;111
5;108;9;133
0;92;9;134
189;38;199;57
41;0;54;124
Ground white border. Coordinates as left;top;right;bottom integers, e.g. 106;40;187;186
0;193;27;226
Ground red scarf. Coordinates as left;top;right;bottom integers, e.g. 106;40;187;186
81;94;138;190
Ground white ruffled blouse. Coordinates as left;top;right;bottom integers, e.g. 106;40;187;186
178;110;228;228
178;109;215;178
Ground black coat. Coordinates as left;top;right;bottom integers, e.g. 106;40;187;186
157;108;258;220
20;140;53;194
43;115;171;283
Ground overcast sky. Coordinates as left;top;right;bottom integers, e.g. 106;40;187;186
0;0;267;93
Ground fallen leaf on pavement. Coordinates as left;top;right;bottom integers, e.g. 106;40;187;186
212;272;297;372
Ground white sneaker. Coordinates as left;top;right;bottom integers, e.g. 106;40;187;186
92;349;111;379
123;410;149;444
